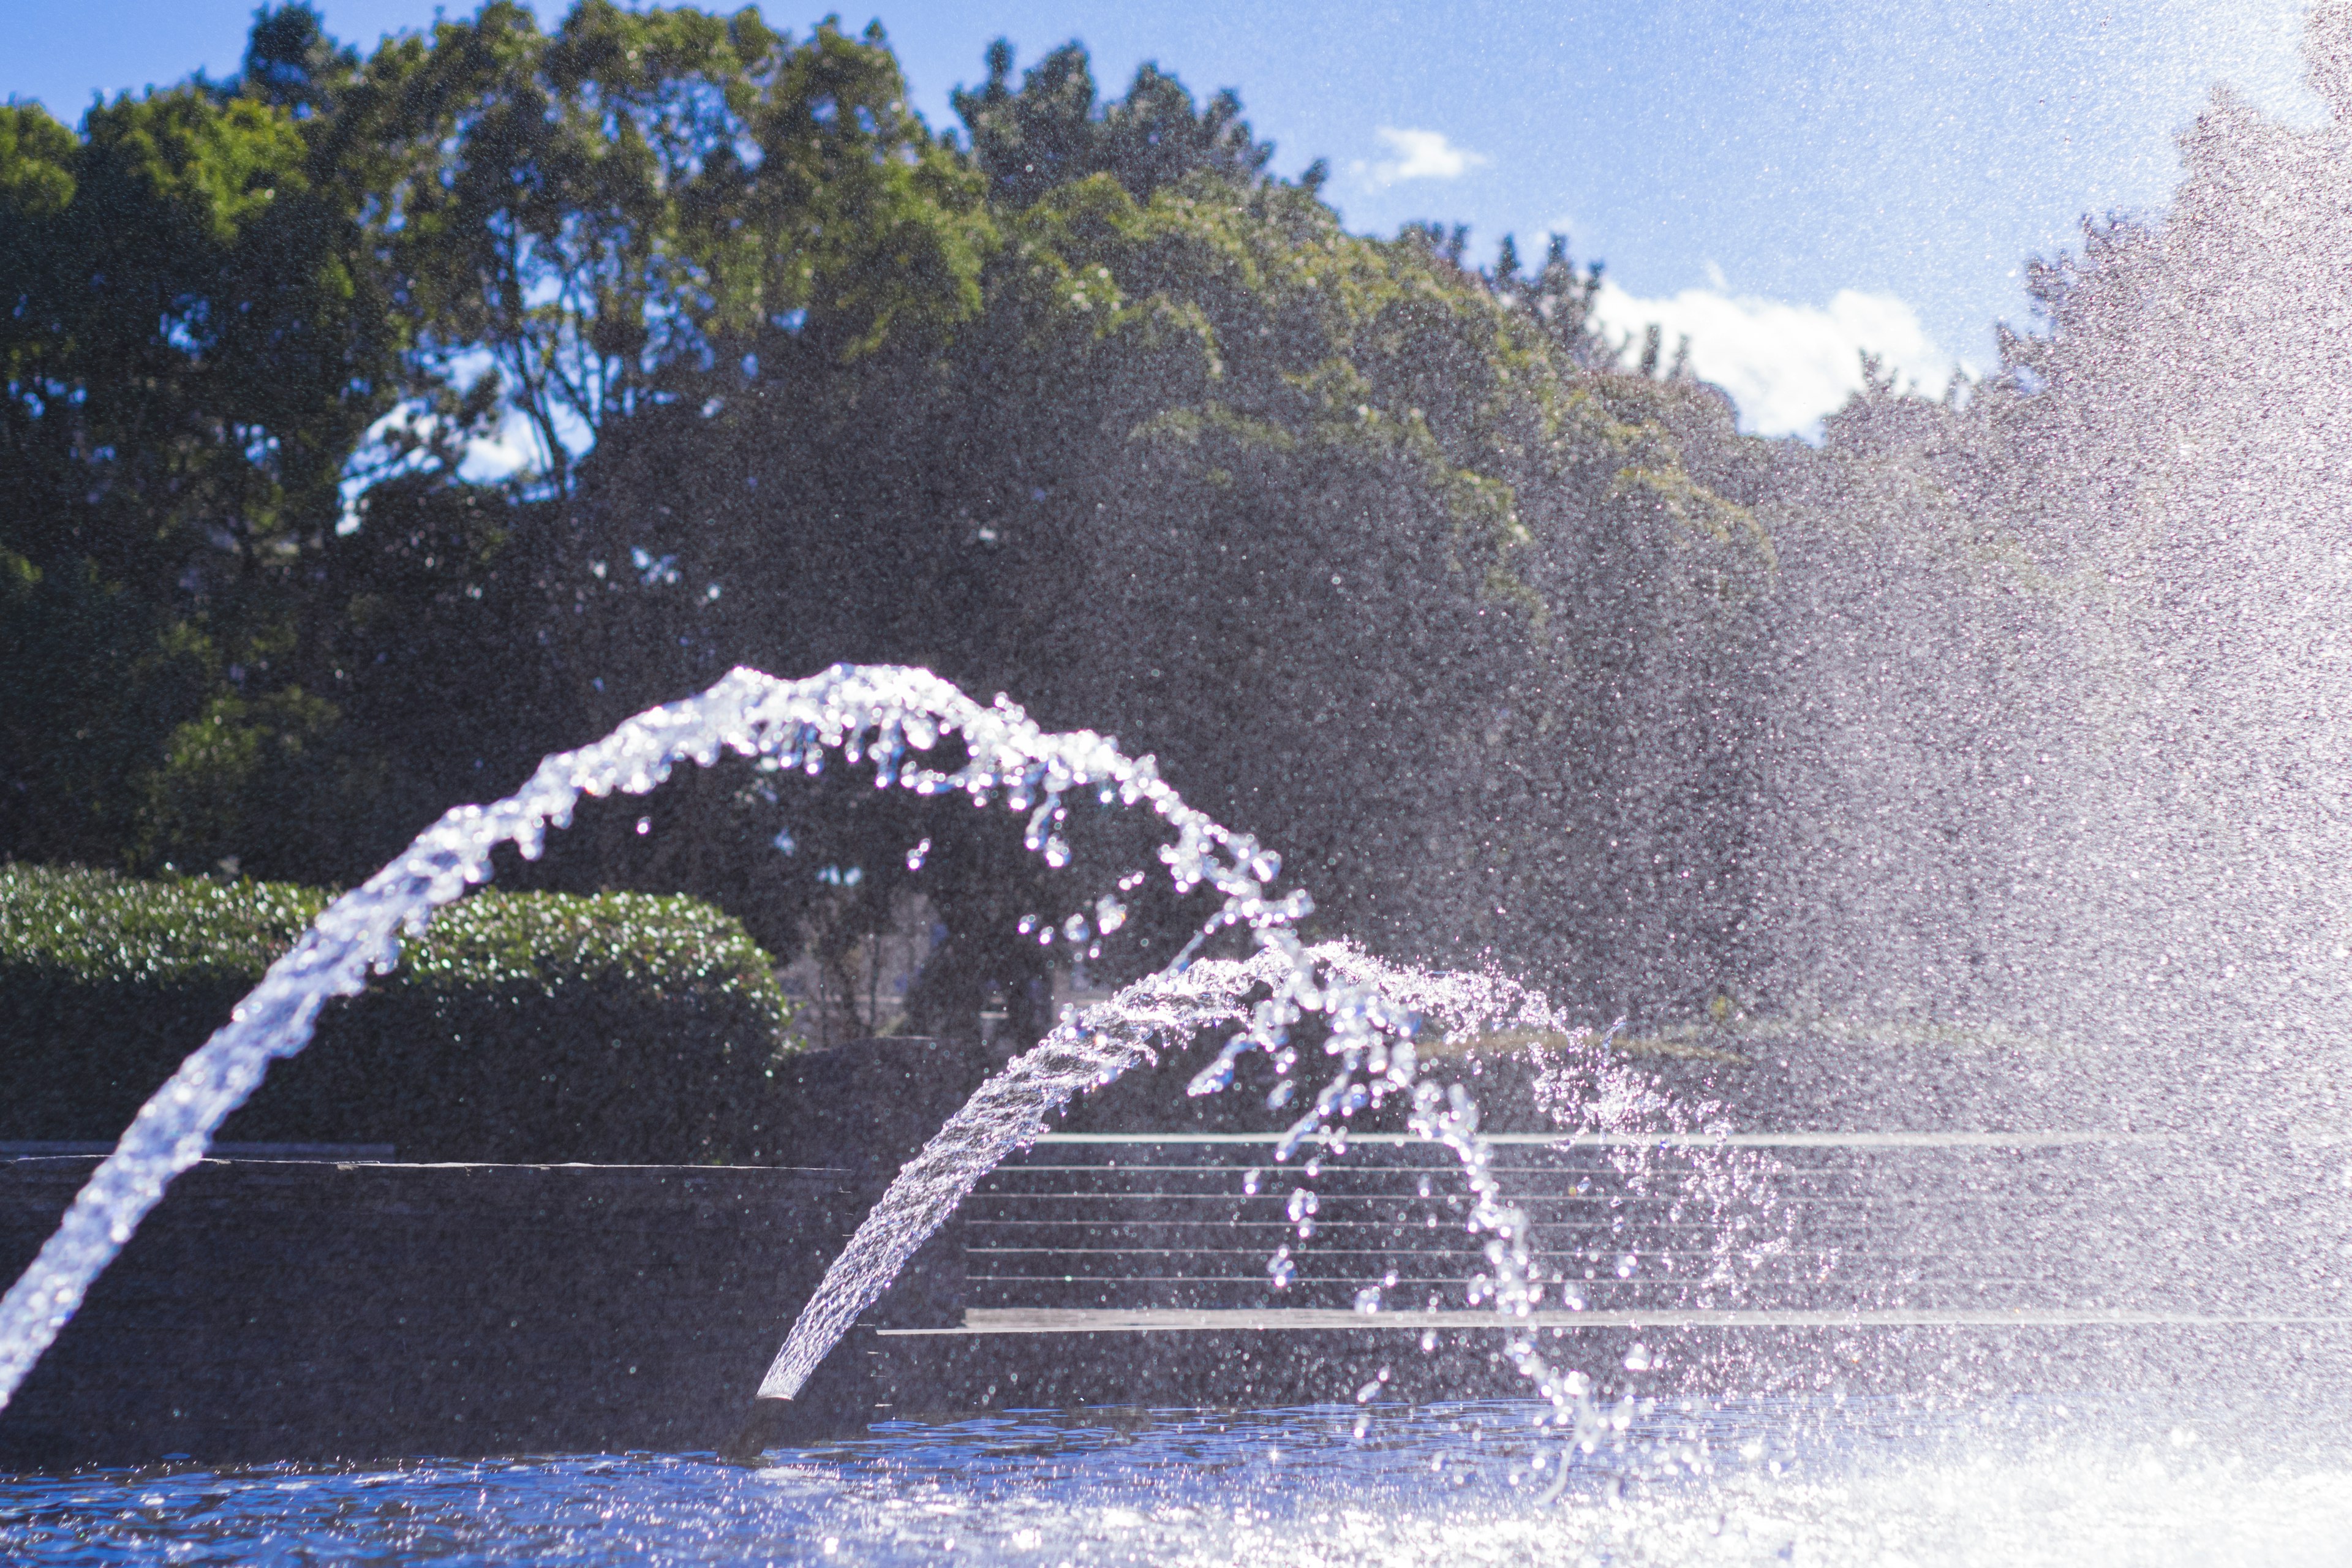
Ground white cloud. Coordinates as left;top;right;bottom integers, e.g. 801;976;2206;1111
454;412;544;484
1349;127;1489;189
1590;281;1968;439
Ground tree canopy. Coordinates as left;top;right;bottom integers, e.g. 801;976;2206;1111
0;2;1793;1039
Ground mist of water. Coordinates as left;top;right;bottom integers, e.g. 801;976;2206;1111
1;659;1734;1441
0;663;1242;1410
754;941;1768;1428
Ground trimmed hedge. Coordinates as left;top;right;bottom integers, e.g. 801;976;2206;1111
0;864;805;1164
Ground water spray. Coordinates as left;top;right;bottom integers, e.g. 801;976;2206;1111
0;662;1725;1468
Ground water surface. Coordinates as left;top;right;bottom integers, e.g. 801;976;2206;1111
6;1395;2348;1567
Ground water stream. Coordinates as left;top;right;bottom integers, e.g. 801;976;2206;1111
14;23;2352;1558
0;662;1707;1445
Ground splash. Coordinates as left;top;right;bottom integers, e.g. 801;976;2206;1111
0;664;1254;1409
0;660;1738;1439
754;946;1764;1444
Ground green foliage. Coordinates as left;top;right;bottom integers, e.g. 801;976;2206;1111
554;142;1768;993
0;102;75;219
335;2;990;479
951;40;1274;209
0;861;791;1009
0;862;328;986
392;882;793;1004
7;77;391;574
0;23;402;871
1;4;1776;1037
135;688;352;873
0;862;801;1161
239;2;360;115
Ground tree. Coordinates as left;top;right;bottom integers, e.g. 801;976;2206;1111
330;3;990;491
1;10;1766;1042
951;40;1274;210
239;3;360;117
551;51;1765;1023
0;67;398;872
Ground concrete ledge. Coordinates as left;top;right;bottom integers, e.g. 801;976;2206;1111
911;1305;2352;1332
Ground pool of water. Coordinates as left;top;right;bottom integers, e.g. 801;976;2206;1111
6;1395;2351;1566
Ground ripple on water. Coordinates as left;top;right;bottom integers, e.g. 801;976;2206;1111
5;1395;2352;1567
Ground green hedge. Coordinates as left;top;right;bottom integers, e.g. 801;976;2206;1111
0;864;805;1164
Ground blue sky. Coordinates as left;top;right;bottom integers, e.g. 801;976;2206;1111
4;0;2320;434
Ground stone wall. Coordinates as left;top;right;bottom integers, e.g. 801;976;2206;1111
0;1158;856;1468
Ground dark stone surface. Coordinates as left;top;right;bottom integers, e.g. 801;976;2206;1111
0;1158;856;1469
13;1118;2352;1466
772;1035;997;1177
0;1035;997;1469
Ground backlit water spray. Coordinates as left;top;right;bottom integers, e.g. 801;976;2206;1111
750;941;1755;1429
0;661;1734;1446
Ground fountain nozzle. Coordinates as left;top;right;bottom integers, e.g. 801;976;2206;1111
720;1396;798;1463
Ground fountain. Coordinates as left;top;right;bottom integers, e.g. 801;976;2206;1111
2;623;2348;1548
4;654;2340;1495
0;661;1732;1463
12;7;2352;1562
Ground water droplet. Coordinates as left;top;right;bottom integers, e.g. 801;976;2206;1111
1188;1058;1236;1096
634;817;650;835
9;662;1619;1438
905;837;930;872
